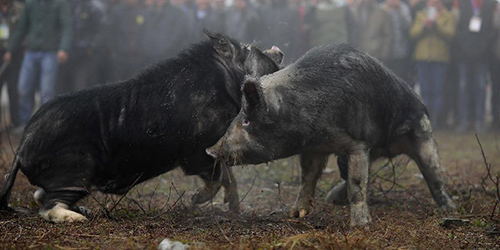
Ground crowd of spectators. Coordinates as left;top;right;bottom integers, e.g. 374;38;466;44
0;0;499;133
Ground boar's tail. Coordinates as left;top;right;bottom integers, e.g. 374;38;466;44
0;156;21;210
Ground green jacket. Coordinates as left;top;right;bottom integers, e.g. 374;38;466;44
310;6;349;47
410;9;456;63
8;0;72;54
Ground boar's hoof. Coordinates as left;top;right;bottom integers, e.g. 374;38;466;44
325;181;348;205
299;209;308;218
438;200;457;213
40;202;88;223
350;202;372;228
191;186;222;206
289;204;312;218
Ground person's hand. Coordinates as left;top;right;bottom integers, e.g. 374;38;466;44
57;50;68;64
425;19;436;29
3;52;11;64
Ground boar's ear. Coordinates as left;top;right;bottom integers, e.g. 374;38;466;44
204;29;233;59
242;77;264;111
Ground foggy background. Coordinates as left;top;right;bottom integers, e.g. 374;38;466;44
0;0;499;132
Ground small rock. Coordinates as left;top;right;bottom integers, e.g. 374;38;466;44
441;218;470;228
158;238;189;250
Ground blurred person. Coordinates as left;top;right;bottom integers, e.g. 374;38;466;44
140;0;190;64
107;0;145;81
3;0;72;130
192;0;225;40
170;0;197;43
350;0;393;62
224;0;259;42
490;9;500;130
409;0;426;17
410;0;456;127
455;0;497;132
258;0;301;62
438;0;459;129
213;0;225;9
383;0;413;84
0;0;23;128
309;0;351;46
58;0;106;93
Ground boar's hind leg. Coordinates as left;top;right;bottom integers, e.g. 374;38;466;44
409;133;456;211
347;144;372;227
192;165;239;213
39;190;88;223
191;166;222;205
325;155;348;205
290;153;329;218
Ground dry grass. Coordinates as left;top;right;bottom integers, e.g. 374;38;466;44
1;131;500;249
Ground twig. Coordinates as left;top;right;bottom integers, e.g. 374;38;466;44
476;133;500;221
128;197;147;215
85;188;111;218
108;173;144;213
164;190;185;215
148;182;160;212
237;170;258;207
276;182;299;233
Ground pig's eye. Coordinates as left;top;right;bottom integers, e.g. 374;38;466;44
242;119;250;127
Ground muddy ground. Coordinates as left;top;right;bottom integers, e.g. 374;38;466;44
1;131;500;249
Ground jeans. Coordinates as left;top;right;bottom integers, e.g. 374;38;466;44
0;49;22;127
489;58;500;127
18;51;59;125
457;62;488;128
417;61;447;126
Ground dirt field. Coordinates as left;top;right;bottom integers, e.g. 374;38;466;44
1;131;500;249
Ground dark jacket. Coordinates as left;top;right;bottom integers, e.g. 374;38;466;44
257;1;301;62
456;0;497;62
8;0;72;53
224;5;259;43
140;3;189;62
70;0;106;52
310;5;350;47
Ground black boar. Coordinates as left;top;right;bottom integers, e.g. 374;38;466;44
207;44;456;227
0;31;283;222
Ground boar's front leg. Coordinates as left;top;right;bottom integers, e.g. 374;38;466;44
290;153;329;218
191;166;222;207
347;144;372;227
221;165;239;213
409;133;456;211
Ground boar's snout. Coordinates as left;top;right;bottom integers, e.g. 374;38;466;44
205;146;219;159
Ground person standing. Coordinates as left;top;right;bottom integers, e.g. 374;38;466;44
455;0;497;133
0;0;23;128
384;0;413;85
490;10;500;130
108;0;146;81
224;0;259;43
140;0;189;64
60;0;106;92
410;0;456;127
3;0;72;131
352;0;393;63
